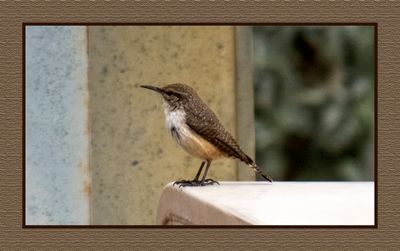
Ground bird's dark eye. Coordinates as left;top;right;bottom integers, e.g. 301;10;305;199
165;91;174;96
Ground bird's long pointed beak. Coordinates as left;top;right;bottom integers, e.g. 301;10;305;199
140;85;163;94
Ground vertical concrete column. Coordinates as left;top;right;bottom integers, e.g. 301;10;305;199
25;26;90;224
235;26;256;181
88;26;238;224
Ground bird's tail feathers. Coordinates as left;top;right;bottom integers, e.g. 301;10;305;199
244;155;272;182
249;163;273;182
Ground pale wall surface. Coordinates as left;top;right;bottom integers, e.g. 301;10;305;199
88;26;238;224
25;26;90;225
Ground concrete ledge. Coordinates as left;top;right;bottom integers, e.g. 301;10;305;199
156;182;374;225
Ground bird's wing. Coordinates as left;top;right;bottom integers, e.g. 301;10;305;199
185;103;253;164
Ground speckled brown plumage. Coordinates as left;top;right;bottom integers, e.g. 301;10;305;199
183;90;252;164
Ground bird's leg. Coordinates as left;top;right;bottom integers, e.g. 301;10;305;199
173;161;206;187
193;161;205;181
199;160;219;186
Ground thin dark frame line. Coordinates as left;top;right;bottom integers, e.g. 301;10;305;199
374;23;378;228
22;23;378;229
23;23;26;228
23;22;377;26
24;225;375;229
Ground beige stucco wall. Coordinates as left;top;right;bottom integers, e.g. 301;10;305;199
88;26;239;224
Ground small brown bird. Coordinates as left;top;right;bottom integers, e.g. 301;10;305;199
141;83;272;187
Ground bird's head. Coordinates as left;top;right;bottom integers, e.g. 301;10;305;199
140;83;198;109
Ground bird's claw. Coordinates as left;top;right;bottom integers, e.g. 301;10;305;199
202;178;220;186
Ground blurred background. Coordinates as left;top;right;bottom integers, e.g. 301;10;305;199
253;26;374;181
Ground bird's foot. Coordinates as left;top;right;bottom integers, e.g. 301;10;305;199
202;178;220;186
173;178;220;187
173;179;201;187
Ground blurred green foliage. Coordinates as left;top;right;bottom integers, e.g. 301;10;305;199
253;26;374;181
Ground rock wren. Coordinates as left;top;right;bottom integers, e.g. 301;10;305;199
141;83;272;187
